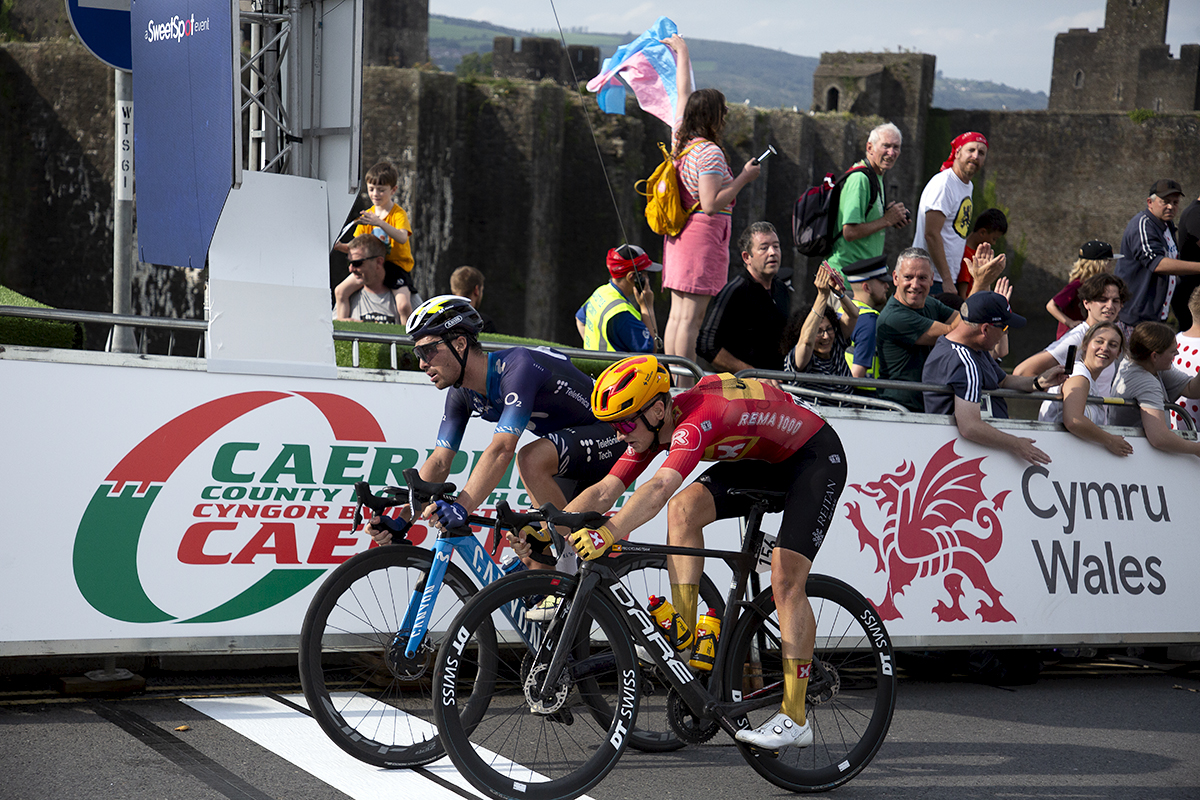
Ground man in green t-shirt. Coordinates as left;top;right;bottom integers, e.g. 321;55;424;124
827;122;911;283
876;248;961;411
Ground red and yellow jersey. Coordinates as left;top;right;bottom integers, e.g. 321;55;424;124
609;374;827;486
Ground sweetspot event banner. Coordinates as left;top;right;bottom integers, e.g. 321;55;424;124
1;355;1197;655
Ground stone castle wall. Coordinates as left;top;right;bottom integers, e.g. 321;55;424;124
3;40;1199;360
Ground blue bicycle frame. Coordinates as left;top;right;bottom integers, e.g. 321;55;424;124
399;529;541;659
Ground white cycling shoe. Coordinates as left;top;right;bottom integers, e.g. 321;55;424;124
735;712;812;749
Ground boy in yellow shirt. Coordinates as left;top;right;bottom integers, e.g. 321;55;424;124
334;162;417;320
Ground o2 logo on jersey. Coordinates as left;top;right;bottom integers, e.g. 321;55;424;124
504;392;521;407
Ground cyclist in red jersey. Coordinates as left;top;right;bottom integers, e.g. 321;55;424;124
562;355;848;750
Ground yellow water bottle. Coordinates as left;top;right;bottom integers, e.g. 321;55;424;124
689;608;721;671
647;595;694;651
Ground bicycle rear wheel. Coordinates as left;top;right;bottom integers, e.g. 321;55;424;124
610;551;724;752
298;545;495;768
434;571;638;800
721;574;896;792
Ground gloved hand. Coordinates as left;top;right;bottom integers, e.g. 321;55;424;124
569;525;617;561
433;500;469;530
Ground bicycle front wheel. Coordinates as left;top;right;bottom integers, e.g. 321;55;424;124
298;545;495;768
721;574;896;792
610;551;724;753
434;571;639;800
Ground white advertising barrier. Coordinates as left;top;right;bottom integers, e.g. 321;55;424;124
1;353;1197;655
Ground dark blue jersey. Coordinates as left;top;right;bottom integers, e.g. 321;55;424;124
435;347;598;450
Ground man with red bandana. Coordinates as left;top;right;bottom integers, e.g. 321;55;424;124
913;132;989;292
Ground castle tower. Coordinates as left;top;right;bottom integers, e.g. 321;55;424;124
1049;0;1199;112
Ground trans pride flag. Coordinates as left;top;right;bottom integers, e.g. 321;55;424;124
586;17;691;127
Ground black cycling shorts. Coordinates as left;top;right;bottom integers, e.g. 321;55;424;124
695;423;847;562
541;422;625;501
382;262;417;294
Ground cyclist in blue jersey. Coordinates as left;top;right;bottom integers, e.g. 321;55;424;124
368;296;622;577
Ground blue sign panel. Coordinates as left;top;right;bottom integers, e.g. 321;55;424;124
65;0;133;72
130;0;235;268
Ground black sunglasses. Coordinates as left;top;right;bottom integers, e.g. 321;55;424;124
349;255;382;267
413;340;445;362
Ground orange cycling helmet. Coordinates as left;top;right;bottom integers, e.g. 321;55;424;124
591;355;671;421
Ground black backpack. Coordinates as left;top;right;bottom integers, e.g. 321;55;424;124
792;164;879;258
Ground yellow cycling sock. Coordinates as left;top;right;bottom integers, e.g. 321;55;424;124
670;583;699;641
781;657;812;724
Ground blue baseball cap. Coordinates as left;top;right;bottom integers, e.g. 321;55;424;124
963;291;1026;328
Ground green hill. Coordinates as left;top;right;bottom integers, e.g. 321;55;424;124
430;15;1047;112
430;15;816;110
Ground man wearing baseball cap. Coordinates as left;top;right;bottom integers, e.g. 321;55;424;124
576;244;661;353
1117;179;1200;326
842;255;891;381
922;291;1065;465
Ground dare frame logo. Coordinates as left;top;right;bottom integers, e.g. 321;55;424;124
843;440;1016;624
73;391;406;624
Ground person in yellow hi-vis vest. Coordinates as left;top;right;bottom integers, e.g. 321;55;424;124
576;244;661;353
842;254;893;385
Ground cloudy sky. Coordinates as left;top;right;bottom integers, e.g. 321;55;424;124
430;0;1200;94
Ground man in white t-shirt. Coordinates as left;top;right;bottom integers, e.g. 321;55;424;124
913;132;988;292
1172;286;1200;431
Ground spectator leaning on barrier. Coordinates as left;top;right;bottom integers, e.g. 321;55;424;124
825;122;909;284
913;132;988;293
1016;273;1129;421
576;245;661;354
1110;321;1200;458
781;262;859;400
1116;179;1200;327
696;221;790;374
922;292;1065;465
875;247;961;411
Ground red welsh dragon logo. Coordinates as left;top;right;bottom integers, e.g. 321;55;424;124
844;440;1015;623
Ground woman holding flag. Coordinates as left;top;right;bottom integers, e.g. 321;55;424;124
660;34;761;382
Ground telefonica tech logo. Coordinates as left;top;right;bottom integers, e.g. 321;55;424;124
144;14;211;44
73;391;386;624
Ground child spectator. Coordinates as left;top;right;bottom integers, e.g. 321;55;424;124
333;162;417;321
1046;240;1122;338
956;209;1008;298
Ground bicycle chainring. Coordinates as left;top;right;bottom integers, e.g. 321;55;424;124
806;659;840;707
666;687;719;744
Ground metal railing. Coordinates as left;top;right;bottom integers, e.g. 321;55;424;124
2;304;1193;431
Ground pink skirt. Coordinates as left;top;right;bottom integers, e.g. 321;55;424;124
663;211;732;296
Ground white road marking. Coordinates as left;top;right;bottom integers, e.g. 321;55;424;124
184;693;594;800
184;693;480;799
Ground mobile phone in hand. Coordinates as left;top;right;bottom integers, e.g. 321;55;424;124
632;270;647;291
1064;345;1077;375
753;145;777;165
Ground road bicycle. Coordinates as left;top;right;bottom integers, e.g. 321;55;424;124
433;489;896;799
297;468;722;768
